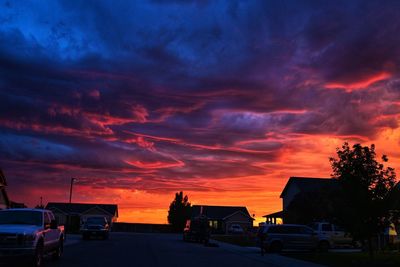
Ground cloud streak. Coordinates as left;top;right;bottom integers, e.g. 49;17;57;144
0;0;400;223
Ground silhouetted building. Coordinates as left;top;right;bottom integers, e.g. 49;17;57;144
0;169;10;209
263;177;337;224
192;205;253;234
9;201;27;208
46;202;118;232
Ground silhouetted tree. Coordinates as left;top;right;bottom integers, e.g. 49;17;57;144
167;191;192;232
330;143;396;256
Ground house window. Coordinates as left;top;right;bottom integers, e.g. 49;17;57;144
209;220;218;229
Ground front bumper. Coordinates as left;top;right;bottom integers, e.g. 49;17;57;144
0;247;35;257
81;229;108;235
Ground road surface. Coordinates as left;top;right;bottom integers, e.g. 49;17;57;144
2;233;323;267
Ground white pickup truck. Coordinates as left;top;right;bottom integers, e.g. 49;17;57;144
310;222;354;251
0;208;65;267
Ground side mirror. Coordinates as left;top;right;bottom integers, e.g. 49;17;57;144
50;219;58;229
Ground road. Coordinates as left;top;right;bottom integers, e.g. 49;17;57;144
50;233;275;267
2;233;324;267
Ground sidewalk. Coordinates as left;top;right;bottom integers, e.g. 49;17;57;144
64;234;81;246
211;239;326;267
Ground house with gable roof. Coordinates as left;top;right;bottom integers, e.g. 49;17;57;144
263;177;338;224
191;205;254;234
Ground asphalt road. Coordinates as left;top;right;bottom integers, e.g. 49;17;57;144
2;233;323;267
47;232;274;267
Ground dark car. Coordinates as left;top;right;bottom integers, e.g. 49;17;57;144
81;217;109;240
258;224;318;252
183;215;210;244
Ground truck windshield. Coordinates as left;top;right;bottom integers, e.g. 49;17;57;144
86;217;105;224
0;211;42;226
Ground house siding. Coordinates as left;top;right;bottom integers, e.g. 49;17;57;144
282;184;300;210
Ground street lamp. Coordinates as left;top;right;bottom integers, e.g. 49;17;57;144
69;178;77;204
67;178;78;237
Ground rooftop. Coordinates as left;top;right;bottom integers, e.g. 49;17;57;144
192;205;252;220
46;202;118;217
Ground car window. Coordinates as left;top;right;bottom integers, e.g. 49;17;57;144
322;224;333;231
288;226;304;234
310;223;318;231
266;226;281;233
334;225;345;232
300;226;314;235
48;212;55;221
44;212;51;226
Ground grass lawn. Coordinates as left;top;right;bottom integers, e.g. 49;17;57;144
211;235;256;247
283;251;400;267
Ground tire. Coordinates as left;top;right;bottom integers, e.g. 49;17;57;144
32;242;44;267
52;238;64;260
318;240;330;252
269;241;282;253
103;232;109;240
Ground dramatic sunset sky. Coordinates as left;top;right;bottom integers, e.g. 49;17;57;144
1;0;400;224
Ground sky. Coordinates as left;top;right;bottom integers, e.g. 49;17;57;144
1;0;400;224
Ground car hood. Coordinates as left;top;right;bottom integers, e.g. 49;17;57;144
0;224;41;235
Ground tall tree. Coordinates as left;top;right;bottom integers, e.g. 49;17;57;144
330;143;396;256
167;191;192;232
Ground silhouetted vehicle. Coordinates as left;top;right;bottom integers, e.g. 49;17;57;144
257;224;318;252
183;215;210;243
0;209;65;267
228;224;244;234
310;222;353;251
81;217;109;240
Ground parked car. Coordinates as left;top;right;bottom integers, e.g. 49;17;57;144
183;215;210;243
228;224;244;234
0;208;65;267
81;216;109;240
310;222;354;250
258;224;318;252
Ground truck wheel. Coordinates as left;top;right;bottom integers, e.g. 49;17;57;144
52;238;64;260
103;232;109;240
32;243;44;267
318;240;330;252
270;241;282;253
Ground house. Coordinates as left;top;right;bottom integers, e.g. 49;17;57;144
0;169;10;209
263;177;337;224
46;202;118;232
191;205;254;234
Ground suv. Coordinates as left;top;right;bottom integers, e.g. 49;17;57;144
310;222;353;250
183;215;210;244
258;224;318;252
81;217;109;240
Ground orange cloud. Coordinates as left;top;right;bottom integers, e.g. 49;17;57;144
325;71;391;92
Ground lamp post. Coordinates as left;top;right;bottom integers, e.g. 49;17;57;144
69;178;77;204
67;178;78;237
